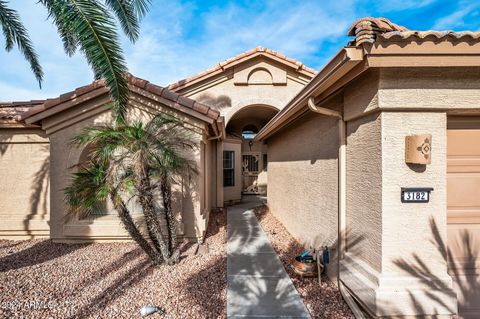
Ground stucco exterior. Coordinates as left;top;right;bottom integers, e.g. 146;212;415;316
3;17;480;317
256;27;480;315
171;51;315;203
0;49;314;244
268;111;339;235
267;96;341;280
0;127;50;239
44;91;209;242
344;112;382;273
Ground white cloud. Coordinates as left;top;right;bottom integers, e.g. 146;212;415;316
4;0;477;102
432;2;480;30
125;0;357;86
0;0;358;99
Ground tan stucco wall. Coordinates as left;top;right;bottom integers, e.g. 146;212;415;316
0;128;50;239
176;57;311;204
43;91;208;242
340;69;465;317
345;113;382;272
267;97;342;267
379;67;480;112
264;67;480;316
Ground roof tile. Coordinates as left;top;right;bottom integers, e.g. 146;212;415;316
348;17;480;46
192;101;209;115
168;46;317;90
160;89;180;102
177;95;195;109
207;109;220;119
145;83;164;96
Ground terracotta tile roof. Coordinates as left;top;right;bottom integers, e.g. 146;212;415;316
348;17;408;46
19;74;220;123
0;100;44;123
380;30;480;41
348;17;480;46
168;46;317;90
125;74;221;121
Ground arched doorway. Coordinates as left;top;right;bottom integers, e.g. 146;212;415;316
225;105;278;195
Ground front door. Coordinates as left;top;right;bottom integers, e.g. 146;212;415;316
447;116;480;318
242;152;260;194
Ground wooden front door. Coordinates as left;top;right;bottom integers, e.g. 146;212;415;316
242;152;260;194
447;116;480;318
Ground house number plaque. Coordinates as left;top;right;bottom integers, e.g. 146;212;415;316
401;187;433;203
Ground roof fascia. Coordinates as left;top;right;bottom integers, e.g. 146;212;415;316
129;85;215;124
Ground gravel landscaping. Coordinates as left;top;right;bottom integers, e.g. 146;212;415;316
0;209;226;319
253;205;355;319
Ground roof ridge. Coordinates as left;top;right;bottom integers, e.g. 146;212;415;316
0;100;44;107
347;16;480;46
168;46;317;91
348;17;408;46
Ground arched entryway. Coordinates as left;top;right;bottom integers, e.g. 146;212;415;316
225;104;278;195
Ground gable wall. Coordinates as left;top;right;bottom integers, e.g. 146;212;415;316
175;57;312;120
44;92;208;242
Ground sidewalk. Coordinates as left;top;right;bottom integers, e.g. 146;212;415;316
226;197;310;318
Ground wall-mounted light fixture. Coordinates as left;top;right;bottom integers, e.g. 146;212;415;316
405;134;432;165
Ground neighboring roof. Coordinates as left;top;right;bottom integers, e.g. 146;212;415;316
19;73;220;124
168;46;317;91
0;100;44;119
348;17;480;46
0;100;44;126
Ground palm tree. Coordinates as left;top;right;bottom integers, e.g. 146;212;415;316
0;0;151;122
65;114;198;264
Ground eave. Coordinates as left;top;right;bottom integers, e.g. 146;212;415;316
255;46;364;141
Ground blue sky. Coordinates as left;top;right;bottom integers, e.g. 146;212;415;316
1;0;480;101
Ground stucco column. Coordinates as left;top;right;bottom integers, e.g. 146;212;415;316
341;111;457;317
216;141;224;207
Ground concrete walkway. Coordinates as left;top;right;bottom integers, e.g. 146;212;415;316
227;197;310;318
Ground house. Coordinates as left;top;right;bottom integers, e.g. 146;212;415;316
0;47;315;241
1;17;479;318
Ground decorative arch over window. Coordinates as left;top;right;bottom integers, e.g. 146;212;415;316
247;68;273;84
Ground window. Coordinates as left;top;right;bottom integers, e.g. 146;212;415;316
242;124;258;139
223;151;235;187
263;153;268;171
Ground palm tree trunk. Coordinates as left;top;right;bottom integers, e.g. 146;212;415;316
137;169;172;263
161;174;179;262
110;192;160;264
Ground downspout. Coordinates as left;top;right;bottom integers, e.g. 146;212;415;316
308;97;364;319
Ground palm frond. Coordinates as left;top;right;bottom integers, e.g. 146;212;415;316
131;0;151;19
64;162;111;218
104;0;140;42
41;0;129;123
0;0;43;87
41;1;79;56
